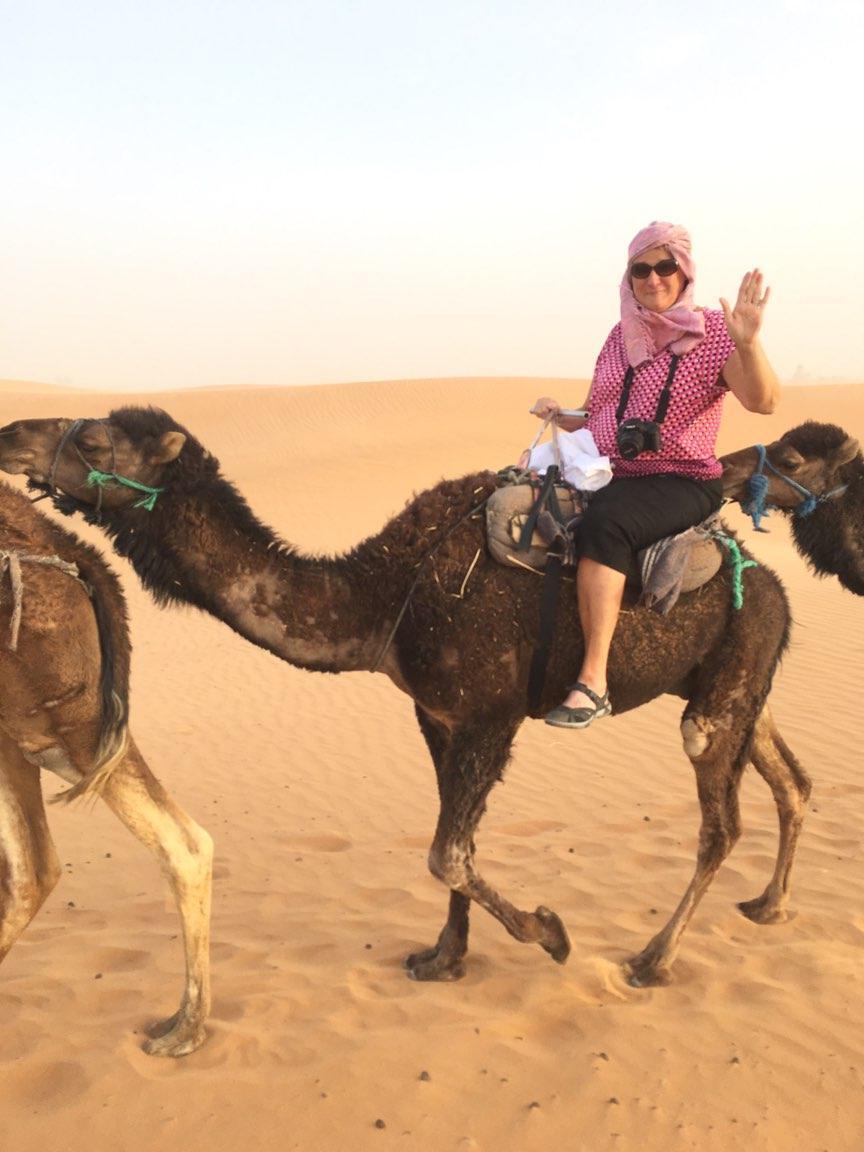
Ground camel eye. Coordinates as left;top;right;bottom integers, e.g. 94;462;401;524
776;455;801;473
78;436;108;454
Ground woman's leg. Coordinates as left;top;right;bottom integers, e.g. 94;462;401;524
560;558;626;710
550;475;722;724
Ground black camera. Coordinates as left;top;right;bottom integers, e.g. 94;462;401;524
616;418;662;460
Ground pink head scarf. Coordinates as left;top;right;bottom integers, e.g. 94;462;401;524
619;221;705;368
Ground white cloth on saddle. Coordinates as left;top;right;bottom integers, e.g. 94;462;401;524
526;428;613;492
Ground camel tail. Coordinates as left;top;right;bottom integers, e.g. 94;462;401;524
51;549;132;806
52;697;130;806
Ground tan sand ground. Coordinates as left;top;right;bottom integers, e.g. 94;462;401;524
0;377;862;1152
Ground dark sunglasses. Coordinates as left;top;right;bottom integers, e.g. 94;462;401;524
630;258;680;280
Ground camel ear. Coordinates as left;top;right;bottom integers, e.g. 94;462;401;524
832;435;860;468
148;431;186;465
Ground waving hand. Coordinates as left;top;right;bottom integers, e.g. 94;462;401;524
720;269;771;347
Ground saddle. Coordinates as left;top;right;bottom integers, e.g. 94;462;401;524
486;478;723;615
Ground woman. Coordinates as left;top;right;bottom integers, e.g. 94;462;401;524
531;221;778;730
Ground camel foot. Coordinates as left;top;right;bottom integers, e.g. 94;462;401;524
142;1010;207;1057
404;945;466;982
622;952;673;989
737;896;792;925
535;905;571;964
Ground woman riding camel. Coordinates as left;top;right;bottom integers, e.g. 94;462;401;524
531;220;779;729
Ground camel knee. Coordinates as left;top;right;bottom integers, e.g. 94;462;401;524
427;842;470;890
170;824;214;895
698;818;740;867
188;824;214;874
0;860;59;953
681;715;714;759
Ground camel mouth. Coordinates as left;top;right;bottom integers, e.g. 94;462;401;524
0;449;37;475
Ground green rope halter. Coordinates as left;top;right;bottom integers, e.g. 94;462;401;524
86;469;164;511
712;532;758;610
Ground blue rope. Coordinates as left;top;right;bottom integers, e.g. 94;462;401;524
741;444;829;532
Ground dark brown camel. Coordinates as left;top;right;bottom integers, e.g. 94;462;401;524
722;420;864;594
0;475;211;1055
0;410;810;988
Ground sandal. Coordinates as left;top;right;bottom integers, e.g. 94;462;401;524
544;681;612;730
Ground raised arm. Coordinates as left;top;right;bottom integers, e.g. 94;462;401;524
720;269;780;415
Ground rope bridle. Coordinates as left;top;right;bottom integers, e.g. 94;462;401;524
39;419;164;515
740;443;848;532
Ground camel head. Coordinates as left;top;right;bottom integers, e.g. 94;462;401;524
0;410;188;512
722;421;864;595
721;422;861;512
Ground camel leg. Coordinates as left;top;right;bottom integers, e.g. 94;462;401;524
406;716;570;981
99;737;213;1057
625;712;749;988
406;708;472;979
0;744;61;960
739;707;811;924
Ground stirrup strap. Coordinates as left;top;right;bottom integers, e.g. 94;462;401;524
517;464;564;552
527;552;563;714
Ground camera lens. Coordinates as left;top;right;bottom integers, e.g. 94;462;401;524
616;422;644;460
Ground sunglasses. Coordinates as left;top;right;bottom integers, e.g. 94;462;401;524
630;258;680;280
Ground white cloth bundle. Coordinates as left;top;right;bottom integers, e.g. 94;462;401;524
526;428;613;492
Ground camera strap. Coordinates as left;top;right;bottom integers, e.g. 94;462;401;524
616;354;680;425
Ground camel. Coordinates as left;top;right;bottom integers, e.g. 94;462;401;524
0;409;815;989
0;475;212;1057
721;420;864;595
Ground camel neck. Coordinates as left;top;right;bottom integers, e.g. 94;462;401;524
107;475;395;675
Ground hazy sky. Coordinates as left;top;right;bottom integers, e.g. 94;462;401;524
2;0;862;390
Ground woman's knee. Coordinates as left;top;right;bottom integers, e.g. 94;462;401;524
578;506;632;554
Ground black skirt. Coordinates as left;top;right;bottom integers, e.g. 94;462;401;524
575;473;724;576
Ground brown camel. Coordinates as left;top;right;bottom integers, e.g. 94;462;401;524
0;409;811;988
0;475;211;1056
721;420;863;594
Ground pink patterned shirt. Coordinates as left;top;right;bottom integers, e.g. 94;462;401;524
587;309;736;480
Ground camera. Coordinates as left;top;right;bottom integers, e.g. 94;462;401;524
616;418;662;460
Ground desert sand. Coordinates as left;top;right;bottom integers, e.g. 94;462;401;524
0;376;862;1152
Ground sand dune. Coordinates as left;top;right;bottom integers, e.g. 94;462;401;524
0;377;862;1152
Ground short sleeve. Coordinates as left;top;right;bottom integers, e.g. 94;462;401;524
701;310;736;392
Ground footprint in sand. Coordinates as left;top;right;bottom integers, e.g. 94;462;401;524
91;946;151;972
7;1059;89;1106
397;834;430;849
286;834;352;852
491;819;568;838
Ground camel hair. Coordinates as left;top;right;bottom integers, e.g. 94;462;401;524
0;408;819;990
0;475;211;1057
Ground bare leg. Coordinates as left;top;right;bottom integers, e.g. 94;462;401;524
0;743;61;961
560;558;625;710
406;716;570;981
740;707;811;924
100;737;212;1057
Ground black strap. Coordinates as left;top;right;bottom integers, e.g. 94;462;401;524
517;464;561;551
615;354;680;426
527;552;563;714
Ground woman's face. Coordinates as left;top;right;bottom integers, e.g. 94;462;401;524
630;245;687;313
